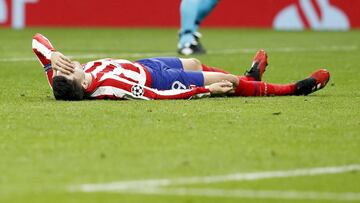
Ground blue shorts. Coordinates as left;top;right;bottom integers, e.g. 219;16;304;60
136;57;204;90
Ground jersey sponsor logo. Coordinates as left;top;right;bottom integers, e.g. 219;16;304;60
171;81;186;90
273;0;350;30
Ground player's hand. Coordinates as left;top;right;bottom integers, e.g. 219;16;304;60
51;52;74;75
208;81;234;95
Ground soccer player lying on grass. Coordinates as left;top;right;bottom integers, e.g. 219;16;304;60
32;33;330;101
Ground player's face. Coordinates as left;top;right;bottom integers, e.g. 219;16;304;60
57;61;85;85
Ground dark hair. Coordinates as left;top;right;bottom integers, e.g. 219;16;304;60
52;76;84;100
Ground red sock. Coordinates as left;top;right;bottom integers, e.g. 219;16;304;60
234;78;296;96
202;64;229;74
238;75;256;81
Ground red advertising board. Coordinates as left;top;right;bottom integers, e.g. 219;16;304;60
1;0;359;29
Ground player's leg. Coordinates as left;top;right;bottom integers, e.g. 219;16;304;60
141;58;329;97
179;58;229;73
233;69;330;96
149;57;230;73
179;49;268;78
140;56;328;96
178;0;206;55
174;48;268;80
202;72;239;86
194;71;293;96
194;0;219;31
293;69;330;95
135;57;204;90
179;0;200;47
137;57;237;90
234;78;295;96
196;71;288;96
188;70;312;97
179;58;201;71
179;58;258;83
245;49;268;81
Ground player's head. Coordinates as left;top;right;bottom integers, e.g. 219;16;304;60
52;61;87;100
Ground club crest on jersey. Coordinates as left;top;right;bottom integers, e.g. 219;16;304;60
131;84;144;97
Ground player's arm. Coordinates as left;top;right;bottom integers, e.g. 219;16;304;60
32;33;74;87
39;51;74;87
92;78;233;100
144;81;233;100
144;86;211;100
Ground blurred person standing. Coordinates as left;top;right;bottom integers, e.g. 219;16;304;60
178;0;219;55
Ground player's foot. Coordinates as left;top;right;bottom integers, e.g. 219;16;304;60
32;33;56;70
178;31;206;55
245;49;268;81
294;69;330;95
178;42;206;55
193;31;206;53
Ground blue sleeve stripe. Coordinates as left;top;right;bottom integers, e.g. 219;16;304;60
44;63;52;72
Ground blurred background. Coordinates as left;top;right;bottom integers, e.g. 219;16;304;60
1;0;359;30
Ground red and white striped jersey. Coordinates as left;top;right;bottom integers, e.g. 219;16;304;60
83;58;211;100
32;33;211;100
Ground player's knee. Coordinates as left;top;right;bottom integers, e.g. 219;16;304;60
190;58;202;70
224;74;239;86
180;58;202;71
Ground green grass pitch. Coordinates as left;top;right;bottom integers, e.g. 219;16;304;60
0;28;359;203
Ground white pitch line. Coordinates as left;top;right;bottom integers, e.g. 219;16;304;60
0;45;357;63
208;45;358;55
124;187;360;201
73;164;360;193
